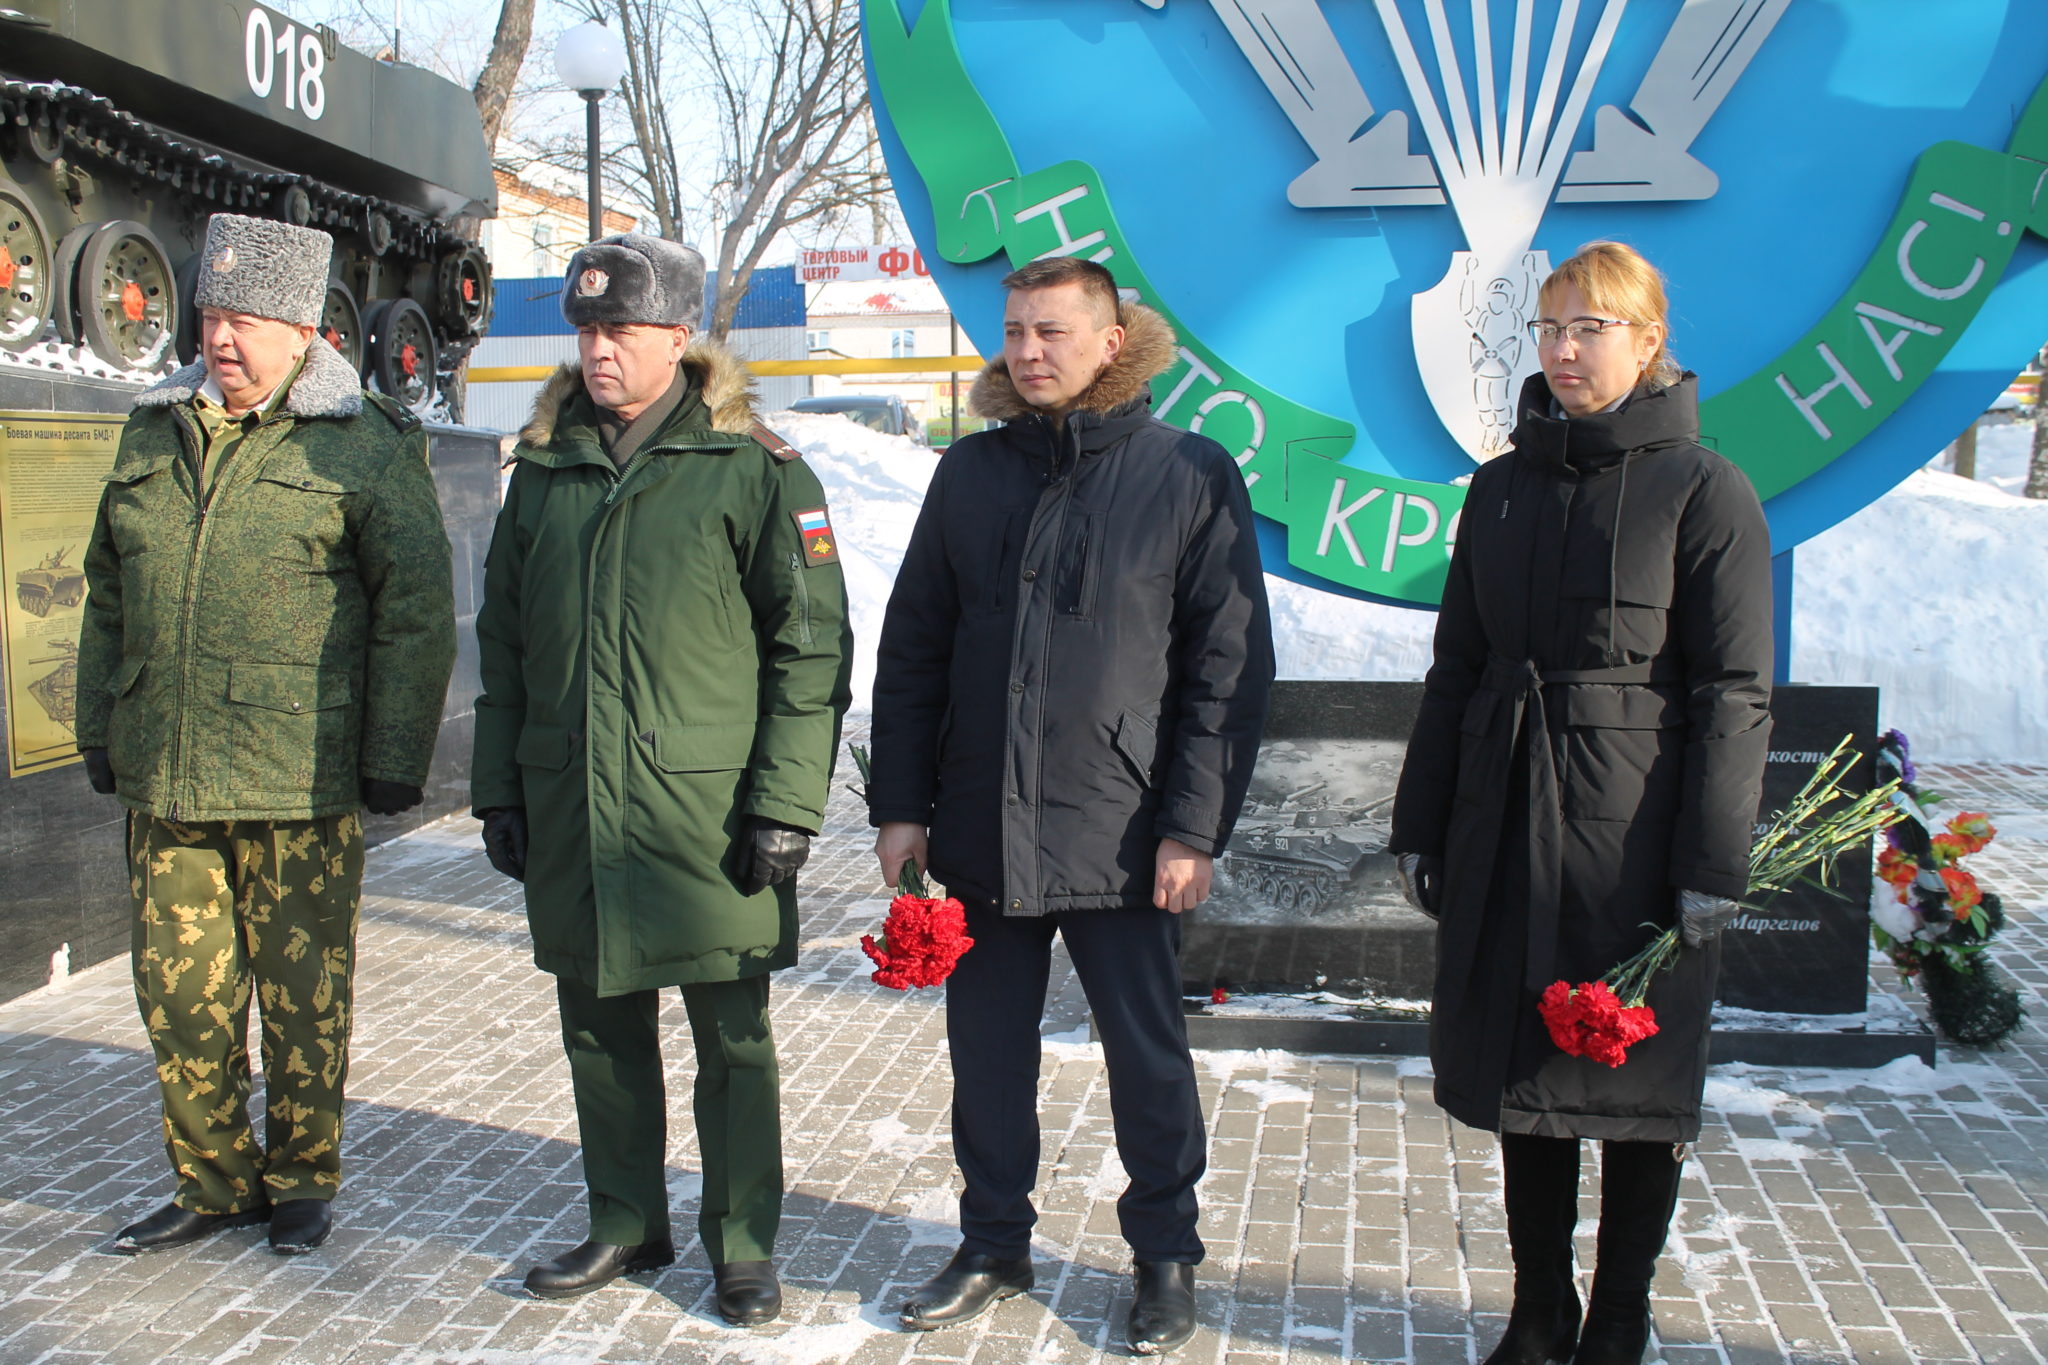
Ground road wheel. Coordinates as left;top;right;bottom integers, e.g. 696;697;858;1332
364;296;437;411
76;220;176;370
0;180;53;351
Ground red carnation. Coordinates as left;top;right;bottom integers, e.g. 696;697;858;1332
861;890;974;990
1538;977;1660;1069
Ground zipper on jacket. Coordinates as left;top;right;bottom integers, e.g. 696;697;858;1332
167;407;221;820
789;551;814;645
604;445;658;505
1009;465;1077;908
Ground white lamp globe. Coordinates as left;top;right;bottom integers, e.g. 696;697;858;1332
555;20;628;95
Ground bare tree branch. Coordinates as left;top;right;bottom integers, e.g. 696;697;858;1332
582;0;885;338
472;0;536;152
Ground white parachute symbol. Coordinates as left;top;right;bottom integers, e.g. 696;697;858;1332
1189;0;1789;460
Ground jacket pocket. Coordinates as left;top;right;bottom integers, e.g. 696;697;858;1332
105;656;149;780
516;722;576;771
226;662;358;797
103;444;177;486
1058;511;1104;620
1112;708;1159;788
650;722;756;773
257;458;357;570
106;655;147;698
1451;691;1499;804
1559;685;1686;822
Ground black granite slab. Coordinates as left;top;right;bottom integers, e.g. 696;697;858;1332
1719;684;1881;1015
1179;680;1900;1067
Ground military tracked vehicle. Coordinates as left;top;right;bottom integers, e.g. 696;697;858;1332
0;0;496;413
15;544;83;616
1218;782;1391;915
26;637;76;728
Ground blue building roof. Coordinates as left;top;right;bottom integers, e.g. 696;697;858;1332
486;265;805;336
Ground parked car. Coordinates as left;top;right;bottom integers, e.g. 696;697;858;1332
788;393;926;443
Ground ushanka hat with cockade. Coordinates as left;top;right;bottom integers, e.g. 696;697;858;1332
561;233;705;330
192;213;333;326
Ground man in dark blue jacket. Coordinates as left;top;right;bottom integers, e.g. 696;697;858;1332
867;257;1274;1355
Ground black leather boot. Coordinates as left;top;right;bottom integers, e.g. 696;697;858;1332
268;1198;333;1255
1573;1141;1684;1365
110;1201;270;1255
522;1236;677;1299
1483;1133;1583;1365
712;1260;782;1326
1127;1260;1198;1355
899;1247;1034;1329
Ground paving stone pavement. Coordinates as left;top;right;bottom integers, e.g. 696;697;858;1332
1;747;2044;1365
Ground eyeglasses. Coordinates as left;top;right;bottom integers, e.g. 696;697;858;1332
1528;318;1636;346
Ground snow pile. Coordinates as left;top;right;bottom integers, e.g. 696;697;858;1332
788;413;2048;760
1795;424;2048;761
766;412;934;711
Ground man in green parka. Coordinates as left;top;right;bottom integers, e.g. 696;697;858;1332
75;212;456;1259
470;233;851;1325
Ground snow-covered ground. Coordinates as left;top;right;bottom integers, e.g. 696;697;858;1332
1797;421;2048;761
779;412;2048;762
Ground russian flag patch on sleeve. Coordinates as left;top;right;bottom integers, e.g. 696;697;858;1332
792;507;839;565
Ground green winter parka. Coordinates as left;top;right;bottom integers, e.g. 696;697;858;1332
470;344;853;995
75;338;457;821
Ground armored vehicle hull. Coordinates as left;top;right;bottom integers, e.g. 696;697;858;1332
0;0;495;414
15;545;84;617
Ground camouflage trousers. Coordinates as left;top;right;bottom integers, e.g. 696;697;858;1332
129;812;364;1214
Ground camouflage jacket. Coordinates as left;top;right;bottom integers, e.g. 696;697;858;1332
76;338;457;821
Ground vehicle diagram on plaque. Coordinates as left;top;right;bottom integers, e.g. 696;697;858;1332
15;545;85;617
0;411;123;777
1209;737;1415;927
25;637;76;732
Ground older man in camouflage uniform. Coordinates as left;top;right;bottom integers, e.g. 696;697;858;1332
75;212;456;1257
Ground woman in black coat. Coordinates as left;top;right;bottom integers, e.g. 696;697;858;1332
1389;241;1773;1365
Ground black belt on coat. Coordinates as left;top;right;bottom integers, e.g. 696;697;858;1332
1476;652;1684;991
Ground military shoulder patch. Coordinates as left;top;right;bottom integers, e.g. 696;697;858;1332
751;420;803;463
791;507;839;566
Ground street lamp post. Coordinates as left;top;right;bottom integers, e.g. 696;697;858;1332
553;20;629;244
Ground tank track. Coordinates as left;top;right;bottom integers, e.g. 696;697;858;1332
0;78;480;404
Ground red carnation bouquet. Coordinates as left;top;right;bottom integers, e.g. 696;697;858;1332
861;866;974;989
848;744;974;990
1541;736;1900;1068
1539;977;1661;1068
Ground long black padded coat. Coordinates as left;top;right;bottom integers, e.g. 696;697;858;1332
1389;373;1773;1143
867;305;1274;914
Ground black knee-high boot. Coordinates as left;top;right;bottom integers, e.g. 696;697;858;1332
1576;1141;1685;1364
1484;1133;1583;1365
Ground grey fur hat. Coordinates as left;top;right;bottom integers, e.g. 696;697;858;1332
561;233;705;330
192;213;333;326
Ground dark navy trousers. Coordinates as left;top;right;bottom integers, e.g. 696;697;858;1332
944;899;1207;1264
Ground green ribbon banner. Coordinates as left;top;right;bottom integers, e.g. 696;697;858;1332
868;0;2048;605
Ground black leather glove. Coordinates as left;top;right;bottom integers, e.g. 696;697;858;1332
736;817;810;896
481;807;528;882
361;778;424;816
82;748;116;795
1395;852;1443;919
1677;888;1740;947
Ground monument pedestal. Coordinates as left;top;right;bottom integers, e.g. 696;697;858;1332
1177;993;1934;1067
1170;681;1930;1070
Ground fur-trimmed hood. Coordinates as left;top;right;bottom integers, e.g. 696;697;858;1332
969;303;1177;423
518;337;759;448
133;336;363;419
